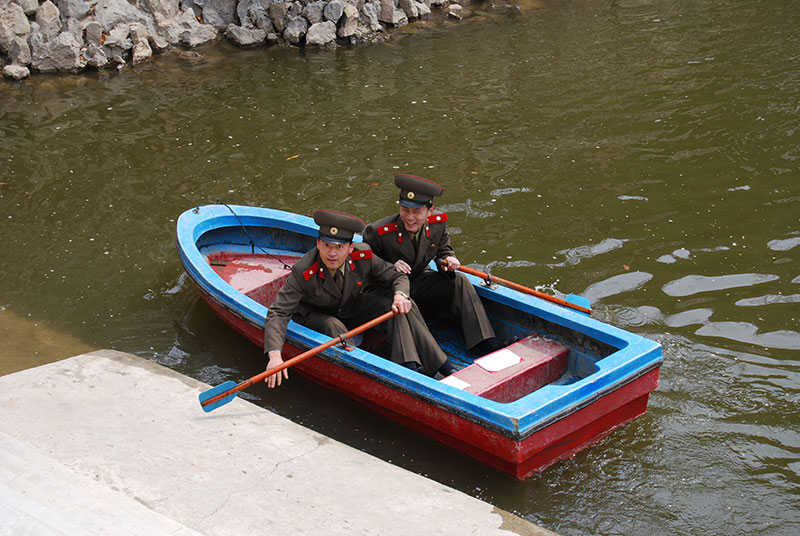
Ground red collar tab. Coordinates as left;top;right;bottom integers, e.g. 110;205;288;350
376;222;398;236
303;262;320;281
427;212;447;224
350;250;373;261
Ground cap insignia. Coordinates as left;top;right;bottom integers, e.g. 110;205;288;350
330;226;338;235
407;191;415;200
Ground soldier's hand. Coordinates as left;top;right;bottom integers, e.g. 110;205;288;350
441;256;460;272
394;259;412;274
265;350;288;388
392;293;412;314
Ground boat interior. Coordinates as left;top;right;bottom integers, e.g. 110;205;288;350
198;226;618;403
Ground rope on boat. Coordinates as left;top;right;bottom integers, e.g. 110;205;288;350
218;201;292;270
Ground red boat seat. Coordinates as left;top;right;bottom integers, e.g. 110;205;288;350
447;335;569;403
207;253;294;308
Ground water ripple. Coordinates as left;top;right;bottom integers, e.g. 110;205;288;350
583;271;653;302
695;322;800;350
662;273;780;297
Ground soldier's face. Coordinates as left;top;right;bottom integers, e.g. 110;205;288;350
317;239;355;270
399;205;433;233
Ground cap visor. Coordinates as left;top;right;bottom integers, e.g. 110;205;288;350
318;234;350;245
399;198;427;208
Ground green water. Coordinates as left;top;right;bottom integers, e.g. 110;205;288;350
2;1;798;534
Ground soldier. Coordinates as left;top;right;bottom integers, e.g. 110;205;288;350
363;174;510;354
263;209;454;388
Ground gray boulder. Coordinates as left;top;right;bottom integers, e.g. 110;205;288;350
35;1;63;42
378;0;406;26
224;23;266;46
303;1;324;24
305;20;335;45
13;0;37;16
202;0;236;29
337;3;357;37
175;8;217;46
283;17;306;44
93;0;149;32
360;1;381;32
56;0;91;20
0;2;30;54
323;0;343;22
84;41;109;68
130;22;152;63
30;31;85;72
268;2;289;33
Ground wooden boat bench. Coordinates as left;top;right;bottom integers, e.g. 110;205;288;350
207;253;293;308
446;335;570;403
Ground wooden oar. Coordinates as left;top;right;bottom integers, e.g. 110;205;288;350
458;265;592;315
199;310;398;412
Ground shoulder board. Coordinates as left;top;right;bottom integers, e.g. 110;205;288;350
302;262;320;281
376;222;398;236
350;249;373;261
427;212;448;224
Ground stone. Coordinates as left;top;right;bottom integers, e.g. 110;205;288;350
2;63;30;79
202;0;236;30
12;0;37;16
283;17;307;44
398;0;416;19
84;41;109;68
323;0;344;22
35;1;62;42
56;0;90;20
224;23;266;46
303;1;324;24
305;20;335;45
6;35;31;65
337;3;357;37
30;31;86;72
93;0;149;32
445;3;463;19
0;2;30;53
175;8;217;46
104;24;132;49
130;22;152;63
238;0;273;31
144;0;180;19
360;1;381;32
84;20;104;45
414;0;429;17
378;0;406;26
268;2;289;33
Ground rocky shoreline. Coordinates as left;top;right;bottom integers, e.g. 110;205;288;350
0;0;472;80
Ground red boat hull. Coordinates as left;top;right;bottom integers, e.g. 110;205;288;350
198;289;658;480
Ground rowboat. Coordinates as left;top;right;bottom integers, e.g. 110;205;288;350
176;204;662;479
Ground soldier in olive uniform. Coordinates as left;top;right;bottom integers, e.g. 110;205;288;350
363;175;507;354
263;209;452;387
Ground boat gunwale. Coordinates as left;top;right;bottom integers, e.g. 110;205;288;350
176;204;663;438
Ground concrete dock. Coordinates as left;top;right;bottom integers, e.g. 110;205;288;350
0;350;555;535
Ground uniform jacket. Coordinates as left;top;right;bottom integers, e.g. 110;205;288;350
264;242;408;352
362;211;453;280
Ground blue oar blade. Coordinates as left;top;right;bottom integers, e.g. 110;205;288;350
566;294;592;315
199;380;239;413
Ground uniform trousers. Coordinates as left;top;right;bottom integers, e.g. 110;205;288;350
292;291;447;376
409;270;496;350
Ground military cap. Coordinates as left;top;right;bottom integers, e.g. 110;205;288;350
313;209;364;244
394;174;445;208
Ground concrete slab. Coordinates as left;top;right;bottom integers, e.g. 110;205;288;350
0;350;556;536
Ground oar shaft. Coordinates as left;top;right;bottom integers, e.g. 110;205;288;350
458;265;591;315
201;310;397;408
